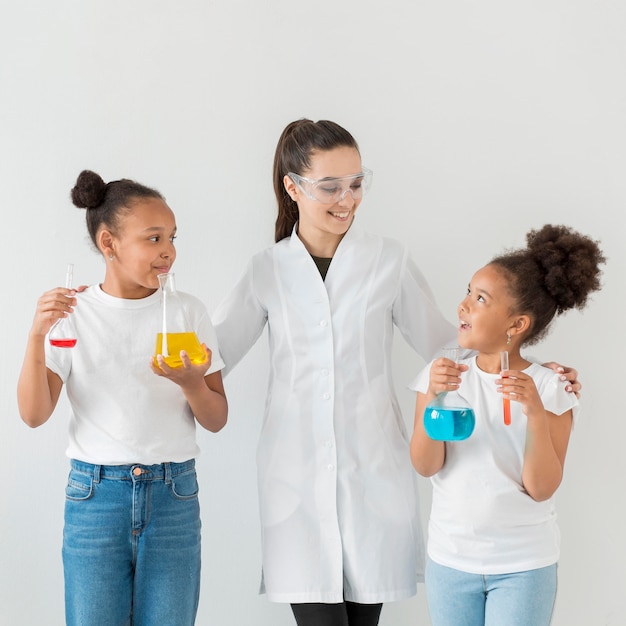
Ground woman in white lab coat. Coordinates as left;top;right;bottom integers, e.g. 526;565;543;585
212;119;579;626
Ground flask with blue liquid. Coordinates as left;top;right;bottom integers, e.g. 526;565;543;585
423;348;475;441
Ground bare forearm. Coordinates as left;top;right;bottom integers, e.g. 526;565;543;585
181;378;228;433
411;393;446;476
17;333;59;427
411;431;446;476
522;412;564;501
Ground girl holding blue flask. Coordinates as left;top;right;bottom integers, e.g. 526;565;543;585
410;224;605;626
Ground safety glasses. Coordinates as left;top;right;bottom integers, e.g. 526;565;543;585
288;167;373;204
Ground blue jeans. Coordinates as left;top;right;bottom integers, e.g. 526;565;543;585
425;558;557;626
62;459;201;626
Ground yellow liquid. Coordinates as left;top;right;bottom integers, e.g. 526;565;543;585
154;332;205;368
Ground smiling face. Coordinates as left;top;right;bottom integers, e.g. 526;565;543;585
457;263;522;353
98;197;177;299
283;146;363;256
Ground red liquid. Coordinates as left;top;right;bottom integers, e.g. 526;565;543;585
49;338;77;348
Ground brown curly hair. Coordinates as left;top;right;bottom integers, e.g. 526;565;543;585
490;224;606;346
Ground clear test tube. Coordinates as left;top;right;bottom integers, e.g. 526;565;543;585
48;263;77;348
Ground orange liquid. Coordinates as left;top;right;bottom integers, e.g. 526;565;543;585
154;332;205;368
502;372;512;425
503;398;511;425
50;338;77;348
500;352;511;425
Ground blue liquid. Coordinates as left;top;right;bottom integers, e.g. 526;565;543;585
424;406;475;441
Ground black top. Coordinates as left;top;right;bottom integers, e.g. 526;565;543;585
311;255;332;280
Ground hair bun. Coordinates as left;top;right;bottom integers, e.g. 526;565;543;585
71;170;107;209
527;223;605;313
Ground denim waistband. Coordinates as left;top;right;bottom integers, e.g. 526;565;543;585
69;458;196;482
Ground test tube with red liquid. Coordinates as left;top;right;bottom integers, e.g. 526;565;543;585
500;351;511;425
49;263;77;348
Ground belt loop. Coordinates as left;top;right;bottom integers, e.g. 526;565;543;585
164;462;172;484
93;464;102;483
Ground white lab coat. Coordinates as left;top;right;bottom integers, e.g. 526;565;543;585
213;222;456;604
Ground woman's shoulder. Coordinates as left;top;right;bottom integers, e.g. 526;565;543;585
353;224;405;249
255;237;291;258
349;228;408;263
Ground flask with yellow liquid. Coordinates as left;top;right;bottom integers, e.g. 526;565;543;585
154;273;205;368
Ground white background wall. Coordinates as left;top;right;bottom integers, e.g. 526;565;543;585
1;1;624;624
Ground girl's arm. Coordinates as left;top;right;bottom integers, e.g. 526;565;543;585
17;287;75;427
523;409;572;501
500;369;573;501
18;334;64;427
411;391;446;476
184;369;228;433
410;357;467;476
152;345;228;433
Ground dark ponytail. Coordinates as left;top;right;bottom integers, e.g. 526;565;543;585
273;119;360;242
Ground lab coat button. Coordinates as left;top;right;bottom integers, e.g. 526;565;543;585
319;320;327;327
323;392;330;400
321;368;329;376
327;464;334;471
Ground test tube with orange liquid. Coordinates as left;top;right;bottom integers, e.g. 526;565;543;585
500;351;511;426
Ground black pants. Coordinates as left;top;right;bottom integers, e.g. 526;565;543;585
291;602;383;626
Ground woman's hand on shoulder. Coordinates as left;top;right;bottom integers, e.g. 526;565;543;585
542;361;581;398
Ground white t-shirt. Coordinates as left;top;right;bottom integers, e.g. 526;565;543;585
45;285;224;465
410;356;578;575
